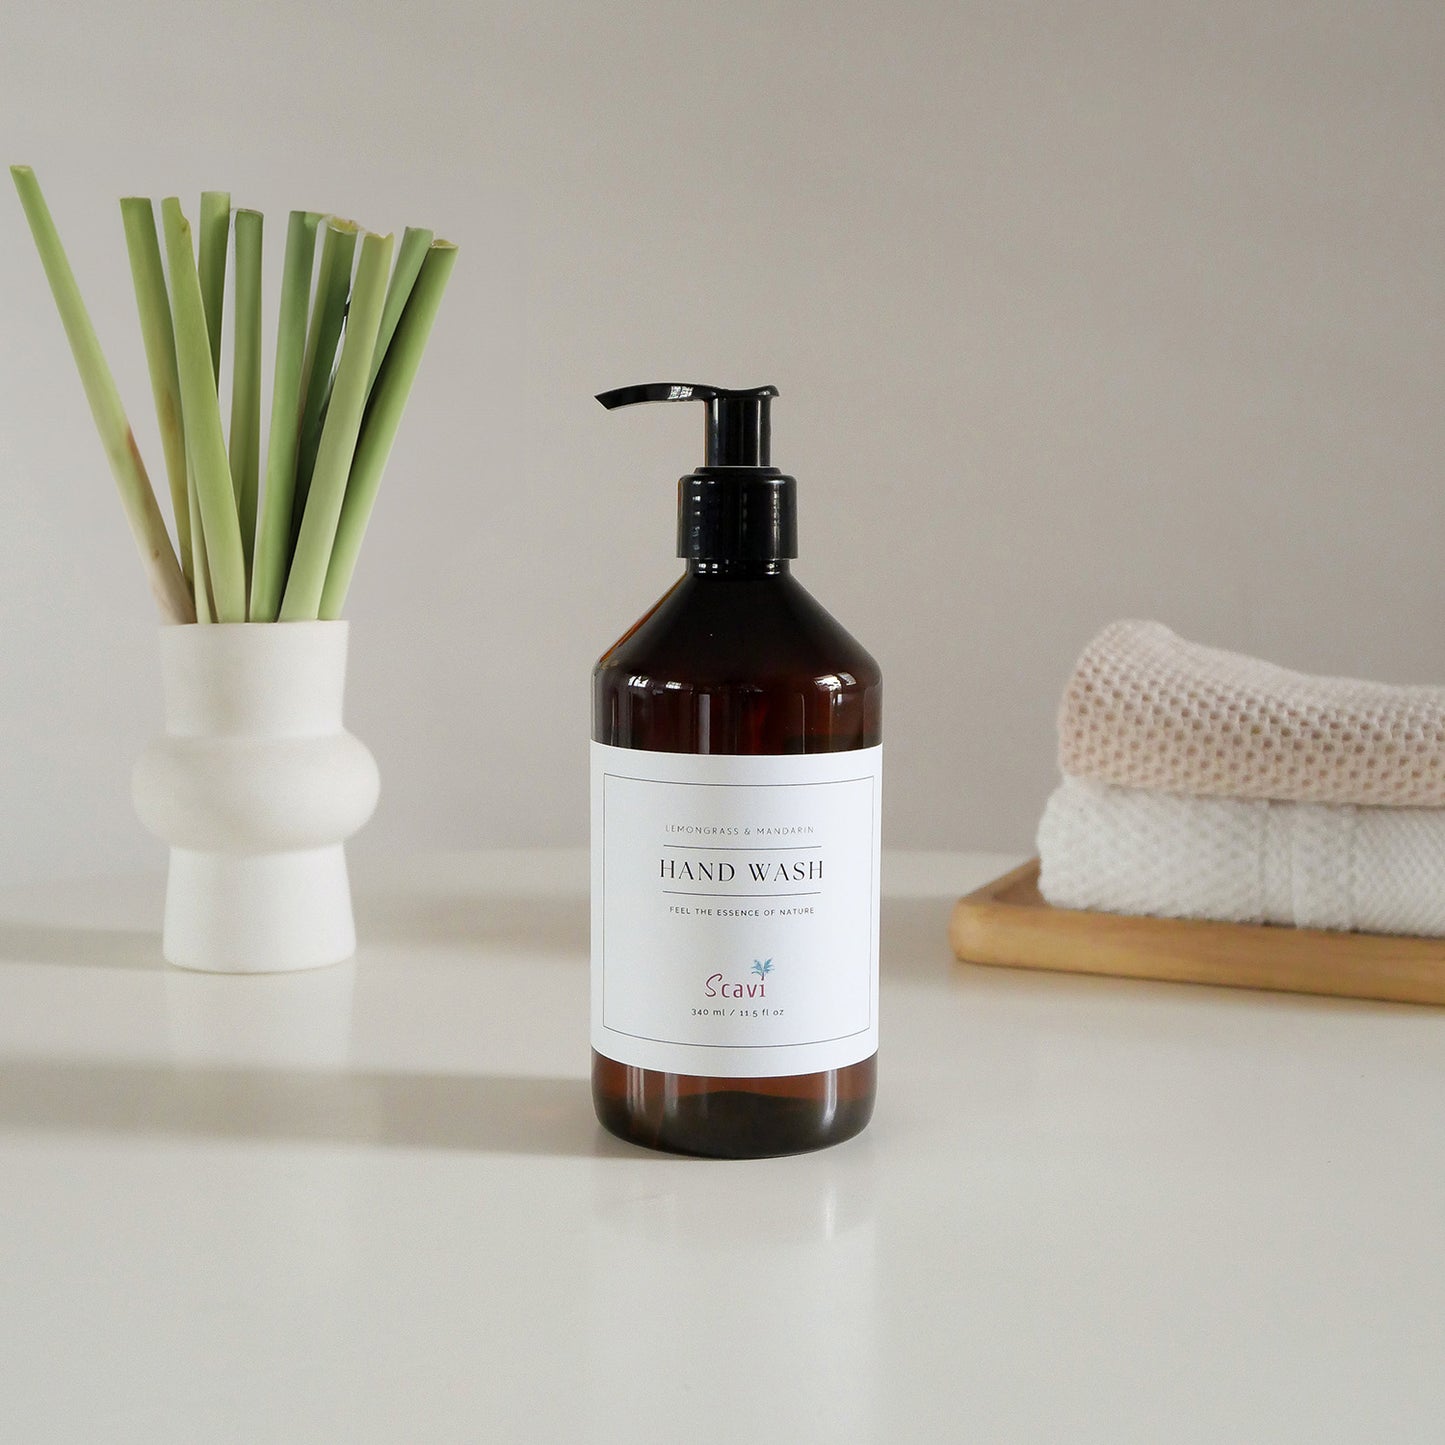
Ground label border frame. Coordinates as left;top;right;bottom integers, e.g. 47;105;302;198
598;757;879;1060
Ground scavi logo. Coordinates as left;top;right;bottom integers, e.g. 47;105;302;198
705;959;774;999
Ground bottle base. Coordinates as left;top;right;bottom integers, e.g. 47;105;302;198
592;1052;876;1159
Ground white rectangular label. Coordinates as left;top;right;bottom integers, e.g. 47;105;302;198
590;742;881;1078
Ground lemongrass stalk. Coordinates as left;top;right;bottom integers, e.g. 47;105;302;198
119;196;192;589
161;197;246;622
228;208;263;577
250;210;320;621
189;478;212;623
10;166;194;624
291;219;358;539
322;241;457;619
280;229;393;621
197;191;230;385
367;225;432;393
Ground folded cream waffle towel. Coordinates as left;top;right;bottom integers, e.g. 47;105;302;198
1037;776;1445;936
1060;620;1445;807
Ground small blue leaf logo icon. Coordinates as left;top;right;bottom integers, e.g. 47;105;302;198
751;959;773;978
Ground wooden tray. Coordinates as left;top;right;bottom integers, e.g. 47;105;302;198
949;859;1445;1006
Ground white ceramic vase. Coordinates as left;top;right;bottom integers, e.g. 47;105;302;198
133;622;380;973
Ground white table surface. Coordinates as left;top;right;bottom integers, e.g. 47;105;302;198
2;849;1443;1445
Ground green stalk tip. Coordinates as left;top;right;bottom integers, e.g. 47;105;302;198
161;196;246;622
321;240;458;618
120;196;193;590
290;217;359;547
250;210;321;620
11;167;193;623
281;229;394;621
198;191;231;386
229;208;263;578
368;225;433;393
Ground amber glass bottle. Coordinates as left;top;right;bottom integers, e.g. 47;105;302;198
591;384;881;1158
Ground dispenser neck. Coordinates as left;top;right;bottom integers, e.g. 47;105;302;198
705;392;770;467
687;558;791;579
677;468;797;564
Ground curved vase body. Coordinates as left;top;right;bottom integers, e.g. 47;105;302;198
133;622;379;973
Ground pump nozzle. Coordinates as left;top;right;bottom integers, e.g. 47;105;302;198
597;381;796;561
596;382;779;467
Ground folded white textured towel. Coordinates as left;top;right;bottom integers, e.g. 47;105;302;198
1037;776;1445;936
1059;619;1445;807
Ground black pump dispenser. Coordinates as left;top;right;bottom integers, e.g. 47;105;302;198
596;383;797;562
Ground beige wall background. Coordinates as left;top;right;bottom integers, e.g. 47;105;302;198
2;1;1444;885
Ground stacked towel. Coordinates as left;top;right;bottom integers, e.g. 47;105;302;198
1059;619;1445;806
1038;622;1445;937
